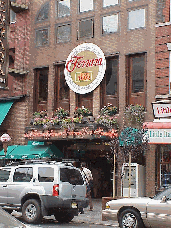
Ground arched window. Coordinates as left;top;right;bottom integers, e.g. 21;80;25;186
36;2;49;22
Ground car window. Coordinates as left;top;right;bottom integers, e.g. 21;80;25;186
0;169;11;182
60;168;84;185
13;167;33;182
38;167;54;182
153;188;171;200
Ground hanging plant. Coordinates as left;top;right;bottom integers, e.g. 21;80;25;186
99;103;117;116
53;107;69;119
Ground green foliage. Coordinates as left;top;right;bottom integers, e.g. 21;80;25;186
53;107;69;119
74;106;92;117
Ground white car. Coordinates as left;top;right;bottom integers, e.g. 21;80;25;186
102;188;171;228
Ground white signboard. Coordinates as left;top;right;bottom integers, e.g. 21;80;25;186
153;103;171;118
146;129;171;144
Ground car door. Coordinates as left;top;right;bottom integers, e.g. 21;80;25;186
147;197;171;227
0;168;11;204
7;166;34;205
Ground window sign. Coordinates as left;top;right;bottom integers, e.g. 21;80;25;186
79;0;93;12
64;43;106;94
102;14;118;34
128;9;145;30
153;103;171;118
145;129;171;144
103;0;118;7
57;0;70;17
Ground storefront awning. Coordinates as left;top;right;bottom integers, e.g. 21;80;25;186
0;144;64;159
0;101;14;126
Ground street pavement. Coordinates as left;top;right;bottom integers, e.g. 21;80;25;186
12;198;119;227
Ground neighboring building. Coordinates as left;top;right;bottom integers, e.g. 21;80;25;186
143;0;171;196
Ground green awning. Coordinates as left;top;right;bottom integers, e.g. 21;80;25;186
0;101;14;125
0;144;64;159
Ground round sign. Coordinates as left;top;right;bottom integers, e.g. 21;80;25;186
0;133;11;142
64;43;106;94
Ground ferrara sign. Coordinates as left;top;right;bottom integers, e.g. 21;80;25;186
64;43;106;94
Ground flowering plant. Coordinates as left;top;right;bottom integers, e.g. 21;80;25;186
33;110;47;118
74;106;92;117
99;103;117;116
53;107;69;119
124;104;145;127
96;115;118;129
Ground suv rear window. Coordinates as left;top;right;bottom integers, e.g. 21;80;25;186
38;167;54;182
0;169;10;182
60;168;84;185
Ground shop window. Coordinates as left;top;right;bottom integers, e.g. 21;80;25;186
102;14;118;34
56;24;71;43
76;92;93;113
10;9;16;23
36;2;49;22
100;56;119;108
56;0;70;17
54;64;70;111
103;0;118;7
79;0;93;12
35;28;49;47
126;53;146;107
78;18;94;39
33;68;49;112
128;8;145;30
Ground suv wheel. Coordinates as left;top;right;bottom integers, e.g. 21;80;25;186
118;208;144;228
22;199;42;224
54;212;74;223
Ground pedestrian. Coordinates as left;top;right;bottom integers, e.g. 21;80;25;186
81;162;93;211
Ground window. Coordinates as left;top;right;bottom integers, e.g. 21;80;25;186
36;2;49;22
78;18;94;39
57;0;70;17
60;168;84;185
103;0;118;7
38;167;54;182
13;167;33;182
10;9;16;23
102;14;118;34
56;24;71;43
100;57;119;108
127;53;146;107
79;0;93;12
128;9;145;30
36;28;49;46
33;68;49;112
0;169;10;182
54;64;70;111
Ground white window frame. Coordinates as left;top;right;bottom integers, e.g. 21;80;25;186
57;0;70;17
79;0;93;13
128;8;146;30
103;0;118;7
102;14;119;34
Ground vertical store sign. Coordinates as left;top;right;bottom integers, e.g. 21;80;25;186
0;0;8;89
64;43;106;94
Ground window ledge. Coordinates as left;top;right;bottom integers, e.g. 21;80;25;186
155;22;171;27
10;2;29;13
8;68;29;76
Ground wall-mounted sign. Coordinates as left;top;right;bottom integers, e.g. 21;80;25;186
0;0;8;89
153;103;171;118
145;129;171;144
64;43;106;94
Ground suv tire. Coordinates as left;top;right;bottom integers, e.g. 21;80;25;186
22;199;42;224
54;211;74;223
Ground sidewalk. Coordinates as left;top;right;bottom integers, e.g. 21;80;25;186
72;198;119;227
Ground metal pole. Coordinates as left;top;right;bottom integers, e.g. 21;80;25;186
128;151;131;198
113;152;116;198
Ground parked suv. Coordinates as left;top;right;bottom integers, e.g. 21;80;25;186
0;161;88;224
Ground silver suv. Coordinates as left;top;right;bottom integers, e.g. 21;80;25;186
0;161;88;224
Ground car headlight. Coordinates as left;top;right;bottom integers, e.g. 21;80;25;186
106;203;110;209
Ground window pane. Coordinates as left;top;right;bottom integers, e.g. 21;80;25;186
38;167;54;182
59;65;69;99
57;0;70;17
57;24;71;43
79;19;93;38
39;69;48;102
106;58;118;95
0;169;10;182
13;168;33;182
103;0;118;7
36;3;49;22
79;0;93;12
10;9;16;23
132;55;145;93
128;9;145;30
36;29;48;46
60;168;84;185
103;14;118;34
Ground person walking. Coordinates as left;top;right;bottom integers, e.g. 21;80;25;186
81;162;93;211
